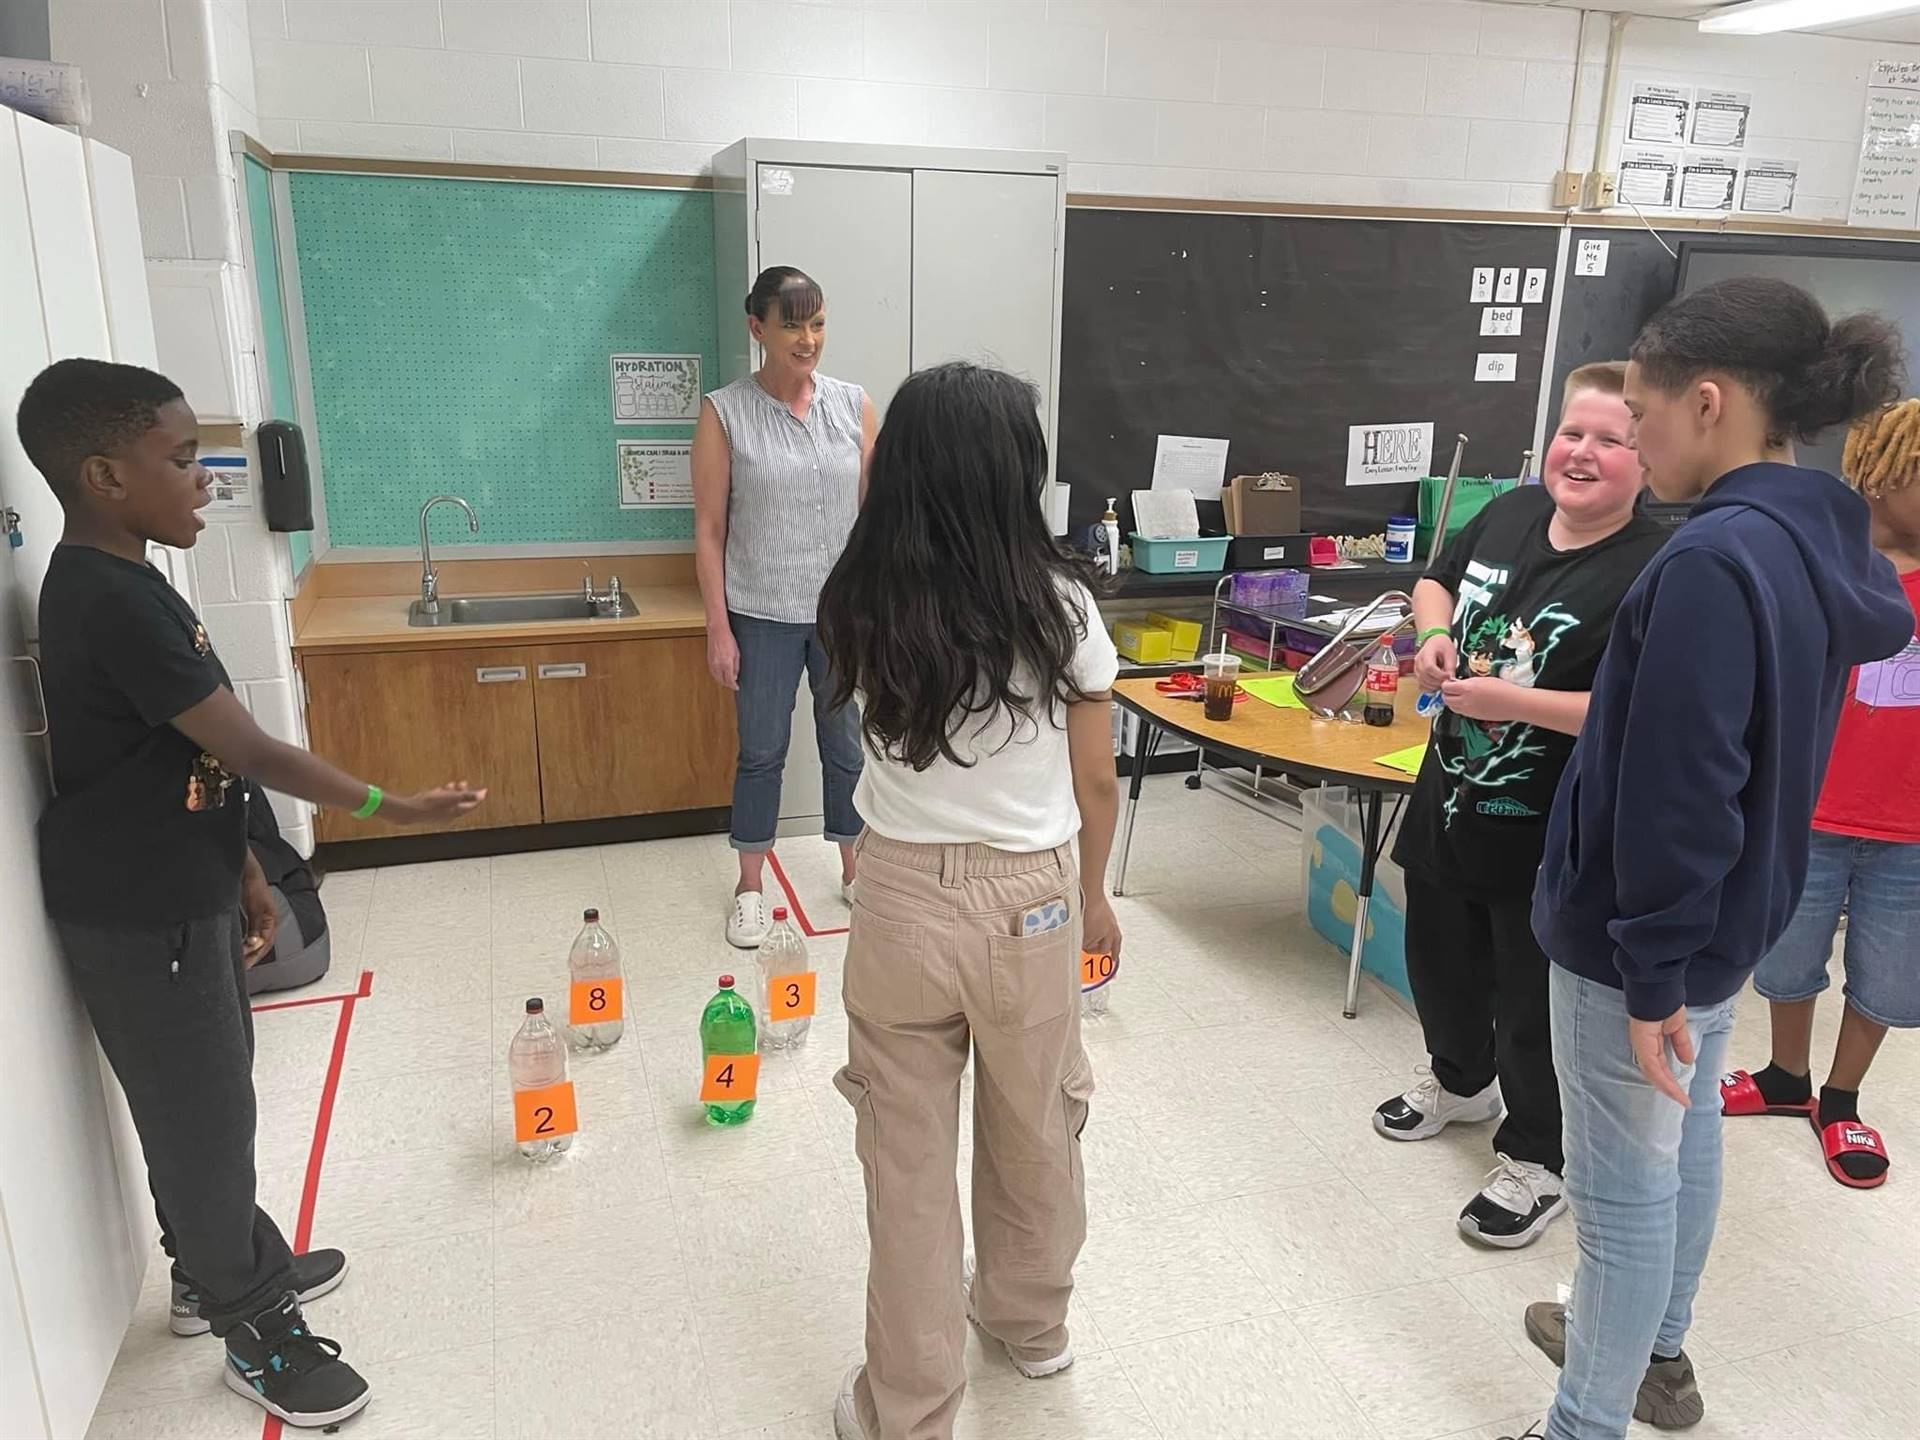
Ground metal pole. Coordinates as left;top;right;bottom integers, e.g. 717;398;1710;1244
1425;434;1470;566
1519;447;1536;483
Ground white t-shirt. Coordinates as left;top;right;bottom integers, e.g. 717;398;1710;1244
854;581;1121;852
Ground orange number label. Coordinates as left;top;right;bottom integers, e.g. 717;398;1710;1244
570;977;624;1026
512;1081;579;1143
767;971;817;1020
700;1053;761;1103
1080;950;1118;991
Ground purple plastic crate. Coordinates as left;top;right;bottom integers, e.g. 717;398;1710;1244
1229;568;1308;612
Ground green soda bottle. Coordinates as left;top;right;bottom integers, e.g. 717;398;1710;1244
700;975;757;1126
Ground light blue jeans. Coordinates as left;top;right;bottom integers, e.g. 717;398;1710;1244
1546;965;1739;1440
728;612;864;853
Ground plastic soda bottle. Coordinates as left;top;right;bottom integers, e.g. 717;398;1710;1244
757;907;812;1050
566;907;624;1051
1363;635;1399;727
700;976;757;1126
508;997;575;1161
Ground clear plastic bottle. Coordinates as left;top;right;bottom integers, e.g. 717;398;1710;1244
1081;947;1119;1019
756;907;812;1051
508;997;574;1161
700;976;757;1127
1363;636;1399;727
567;907;624;1051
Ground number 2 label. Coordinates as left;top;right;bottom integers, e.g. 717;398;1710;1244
512;1080;579;1143
700;1053;761;1102
570;977;624;1026
767;971;817;1020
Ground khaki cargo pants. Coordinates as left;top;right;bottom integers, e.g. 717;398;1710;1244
835;832;1095;1440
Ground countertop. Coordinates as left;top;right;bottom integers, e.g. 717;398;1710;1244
291;583;710;654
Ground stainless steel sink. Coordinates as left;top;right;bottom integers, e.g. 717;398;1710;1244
407;591;636;627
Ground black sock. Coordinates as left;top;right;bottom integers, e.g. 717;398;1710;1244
1750;1062;1811;1107
1818;1085;1888;1182
1651;1350;1681;1365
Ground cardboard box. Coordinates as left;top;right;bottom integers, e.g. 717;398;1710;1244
1225;474;1302;536
1112;620;1173;663
1144;612;1203;660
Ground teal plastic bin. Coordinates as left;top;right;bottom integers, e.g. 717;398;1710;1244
1129;533;1231;574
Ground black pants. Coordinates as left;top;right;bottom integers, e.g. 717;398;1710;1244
1402;871;1563;1174
59;910;295;1336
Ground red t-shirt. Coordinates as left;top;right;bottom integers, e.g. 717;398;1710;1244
1813;567;1920;843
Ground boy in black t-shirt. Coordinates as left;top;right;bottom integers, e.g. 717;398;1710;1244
1371;363;1667;1248
17;360;484;1429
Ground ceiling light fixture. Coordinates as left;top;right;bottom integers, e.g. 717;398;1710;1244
1699;0;1920;35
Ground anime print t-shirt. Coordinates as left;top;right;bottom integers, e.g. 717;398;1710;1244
1392;486;1668;893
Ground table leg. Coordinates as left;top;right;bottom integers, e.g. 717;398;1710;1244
1113;719;1159;898
1343;789;1385;1020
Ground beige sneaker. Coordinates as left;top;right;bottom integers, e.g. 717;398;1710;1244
1523;1302;1705;1429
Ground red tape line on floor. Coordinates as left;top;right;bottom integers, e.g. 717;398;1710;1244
260;969;371;1440
765;847;848;939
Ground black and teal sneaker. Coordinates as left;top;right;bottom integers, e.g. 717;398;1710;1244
222;1291;370;1428
173;1249;349;1337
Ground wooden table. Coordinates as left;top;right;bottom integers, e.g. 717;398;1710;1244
1112;675;1430;1018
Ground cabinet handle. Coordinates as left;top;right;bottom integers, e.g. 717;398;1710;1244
475;665;527;683
537;662;588;680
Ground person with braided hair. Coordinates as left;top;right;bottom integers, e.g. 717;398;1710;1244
1720;396;1920;1191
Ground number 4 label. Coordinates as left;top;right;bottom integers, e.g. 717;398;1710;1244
570;977;624;1026
701;1053;761;1103
513;1081;579;1143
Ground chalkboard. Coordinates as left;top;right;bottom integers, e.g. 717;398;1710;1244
1056;208;1560;539
1547;227;1679;411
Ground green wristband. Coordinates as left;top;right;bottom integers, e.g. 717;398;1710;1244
1416;626;1451;645
352;784;383;820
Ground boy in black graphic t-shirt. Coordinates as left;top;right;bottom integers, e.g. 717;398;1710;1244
18;360;484;1429
1372;363;1667;1248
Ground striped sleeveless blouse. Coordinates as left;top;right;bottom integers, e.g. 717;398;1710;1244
707;373;865;625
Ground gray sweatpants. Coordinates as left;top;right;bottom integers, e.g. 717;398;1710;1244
58;910;295;1336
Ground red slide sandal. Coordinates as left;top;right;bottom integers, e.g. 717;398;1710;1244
1719;1069;1816;1118
1812;1114;1890;1190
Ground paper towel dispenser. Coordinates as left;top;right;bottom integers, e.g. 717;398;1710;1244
256;420;313;532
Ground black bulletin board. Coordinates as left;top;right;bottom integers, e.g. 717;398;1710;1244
1547;228;1680;409
1056;208;1561;538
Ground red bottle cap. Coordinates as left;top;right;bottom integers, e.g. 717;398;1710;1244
718;975;734;988
772;907;789;921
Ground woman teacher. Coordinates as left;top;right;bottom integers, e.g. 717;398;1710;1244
694;266;878;948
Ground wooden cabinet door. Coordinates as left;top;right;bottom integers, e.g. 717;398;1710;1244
530;637;736;822
302;646;542;841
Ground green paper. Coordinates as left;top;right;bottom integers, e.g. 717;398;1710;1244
1240;673;1306;711
1373;742;1428;776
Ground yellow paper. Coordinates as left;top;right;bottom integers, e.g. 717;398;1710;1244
1240;673;1305;711
1373;742;1428;776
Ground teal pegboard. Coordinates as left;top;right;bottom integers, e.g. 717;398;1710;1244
287;172;715;547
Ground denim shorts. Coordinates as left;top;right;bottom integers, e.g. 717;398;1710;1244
1753;829;1920;1028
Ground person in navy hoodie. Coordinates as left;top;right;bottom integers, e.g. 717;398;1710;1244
1514;278;1914;1440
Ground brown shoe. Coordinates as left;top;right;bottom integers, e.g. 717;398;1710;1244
1522;1302;1706;1429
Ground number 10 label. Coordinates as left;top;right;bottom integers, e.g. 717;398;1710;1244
1081;950;1118;992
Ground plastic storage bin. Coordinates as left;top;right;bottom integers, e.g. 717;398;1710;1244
1129;533;1231;574
1228;568;1309;612
1299;785;1412;1003
1112;619;1173;663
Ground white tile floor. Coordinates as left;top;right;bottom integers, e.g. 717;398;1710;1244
88;776;1920;1440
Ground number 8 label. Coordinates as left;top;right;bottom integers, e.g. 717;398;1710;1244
570;977;624;1026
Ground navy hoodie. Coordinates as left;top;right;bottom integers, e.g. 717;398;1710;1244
1533;463;1913;1021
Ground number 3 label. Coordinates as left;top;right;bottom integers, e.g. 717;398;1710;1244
570;977;624;1026
512;1080;579;1143
700;1053;761;1102
767;971;817;1020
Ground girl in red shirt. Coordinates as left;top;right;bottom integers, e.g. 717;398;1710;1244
1721;398;1920;1188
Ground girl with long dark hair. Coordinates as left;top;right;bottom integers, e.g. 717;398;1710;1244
818;363;1121;1440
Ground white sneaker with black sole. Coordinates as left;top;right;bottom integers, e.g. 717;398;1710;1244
726;889;770;949
1373;1070;1503;1141
962;1259;1073;1378
1459;1153;1566;1248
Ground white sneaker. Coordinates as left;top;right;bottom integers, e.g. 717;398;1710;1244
726;889;771;949
842;877;856;905
962;1259;1074;1379
1459;1153;1567;1249
1372;1069;1503;1141
833;1363;865;1440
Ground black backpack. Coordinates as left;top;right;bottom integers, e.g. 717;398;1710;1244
242;784;332;995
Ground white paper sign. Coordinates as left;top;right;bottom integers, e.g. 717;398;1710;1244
759;166;794;195
1619;146;1679;208
1690;89;1751;148
1575;237;1610;276
1850;59;1920;228
201;453;253;514
1679;151;1738;211
1628;83;1691;145
1480;305;1523;337
1345;421;1435;488
1470;267;1495;303
1495;267;1520;303
1522;268;1548;304
617;441;694;507
1739;156;1798;214
1151;434;1230;494
1475;353;1518;382
611;354;702;425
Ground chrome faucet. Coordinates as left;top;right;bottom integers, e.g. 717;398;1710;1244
417;495;478;615
580;565;623;617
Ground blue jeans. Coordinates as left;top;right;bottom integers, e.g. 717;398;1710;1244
729;611;864;853
1754;829;1920;1028
1546;965;1738;1440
